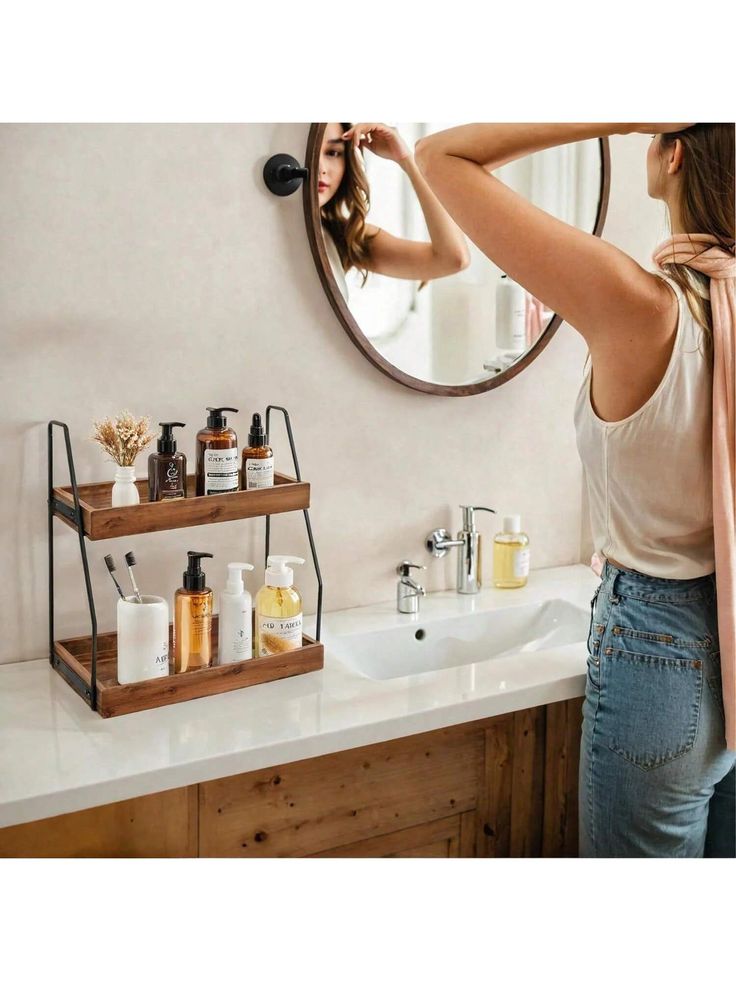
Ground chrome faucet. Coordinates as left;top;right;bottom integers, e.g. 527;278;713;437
396;561;426;614
426;505;496;594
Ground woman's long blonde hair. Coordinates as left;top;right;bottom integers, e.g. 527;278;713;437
320;123;377;287
658;124;735;354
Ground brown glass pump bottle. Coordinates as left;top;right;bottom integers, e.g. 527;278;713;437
241;412;274;489
148;422;187;501
173;551;214;673
196;407;239;496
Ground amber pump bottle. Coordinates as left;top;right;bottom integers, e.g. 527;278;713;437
196;407;239;496
241;412;274;489
148;422;187;501
174;551;214;673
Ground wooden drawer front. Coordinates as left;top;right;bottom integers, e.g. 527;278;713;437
0;787;198;858
199;724;484;857
312;811;478;857
312;813;476;857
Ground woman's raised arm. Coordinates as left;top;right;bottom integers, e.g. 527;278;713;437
344;123;470;281
414;123;678;348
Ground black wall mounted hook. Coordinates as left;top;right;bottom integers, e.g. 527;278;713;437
263;153;309;196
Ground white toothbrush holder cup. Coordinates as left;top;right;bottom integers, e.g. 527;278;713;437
117;595;170;684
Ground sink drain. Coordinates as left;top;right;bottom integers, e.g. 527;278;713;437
415;629;426;641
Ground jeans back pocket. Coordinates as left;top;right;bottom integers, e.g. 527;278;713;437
602;647;703;771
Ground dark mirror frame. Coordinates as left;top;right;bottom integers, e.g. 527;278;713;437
303;124;611;397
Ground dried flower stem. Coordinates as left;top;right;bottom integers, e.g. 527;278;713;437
91;411;155;467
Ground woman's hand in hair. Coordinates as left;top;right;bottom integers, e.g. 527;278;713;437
342;123;411;164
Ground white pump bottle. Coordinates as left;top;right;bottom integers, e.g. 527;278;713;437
218;562;255;664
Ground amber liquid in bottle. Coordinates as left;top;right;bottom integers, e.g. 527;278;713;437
173;588;213;672
241;412;274;490
241;445;274;489
196;408;239;496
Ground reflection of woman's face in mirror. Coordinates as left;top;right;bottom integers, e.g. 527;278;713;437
318;122;347;207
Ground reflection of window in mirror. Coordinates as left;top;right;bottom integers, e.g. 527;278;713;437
315;123;602;388
346;123;422;343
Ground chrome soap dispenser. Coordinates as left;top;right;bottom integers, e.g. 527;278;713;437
426;505;496;594
455;505;496;594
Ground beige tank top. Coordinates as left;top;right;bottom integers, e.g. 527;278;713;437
574;280;715;579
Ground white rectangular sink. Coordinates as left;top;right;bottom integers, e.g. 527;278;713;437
329;598;590;681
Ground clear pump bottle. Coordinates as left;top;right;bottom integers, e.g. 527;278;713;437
493;515;530;588
255;556;305;657
174;551;214;672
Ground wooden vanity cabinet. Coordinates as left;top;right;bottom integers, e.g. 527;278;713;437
0;698;583;858
0;786;198;858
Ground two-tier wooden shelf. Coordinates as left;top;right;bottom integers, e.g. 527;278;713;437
48;406;324;717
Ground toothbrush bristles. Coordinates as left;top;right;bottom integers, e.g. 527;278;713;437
104;554;116;572
125;551;136;566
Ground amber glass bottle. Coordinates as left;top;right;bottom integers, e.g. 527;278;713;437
173;551;214;672
241;412;274;489
195;407;239;497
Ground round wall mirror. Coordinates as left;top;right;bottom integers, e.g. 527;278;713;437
303;123;611;396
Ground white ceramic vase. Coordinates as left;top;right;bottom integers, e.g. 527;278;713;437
112;466;140;506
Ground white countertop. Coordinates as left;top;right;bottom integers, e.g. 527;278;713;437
0;563;597;829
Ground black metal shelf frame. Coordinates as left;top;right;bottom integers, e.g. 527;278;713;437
48;405;323;712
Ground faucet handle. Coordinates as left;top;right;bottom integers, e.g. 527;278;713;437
459;505;496;532
397;560;426;577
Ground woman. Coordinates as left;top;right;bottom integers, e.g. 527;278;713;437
317;122;469;299
415;123;735;858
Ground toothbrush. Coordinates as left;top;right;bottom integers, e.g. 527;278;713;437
124;551;143;603
103;554;126;601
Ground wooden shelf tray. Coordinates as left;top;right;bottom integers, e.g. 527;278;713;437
52;472;310;540
52;616;323;718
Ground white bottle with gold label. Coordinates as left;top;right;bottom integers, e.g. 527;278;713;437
255;555;305;657
493;515;530;588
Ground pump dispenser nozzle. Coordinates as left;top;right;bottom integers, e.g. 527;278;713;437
206;406;238;429
183;551;213;590
156;422;185;454
265;555;305;588
225;561;255;595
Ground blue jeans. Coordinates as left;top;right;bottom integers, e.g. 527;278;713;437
579;560;736;858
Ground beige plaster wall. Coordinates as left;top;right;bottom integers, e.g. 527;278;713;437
0;125;662;662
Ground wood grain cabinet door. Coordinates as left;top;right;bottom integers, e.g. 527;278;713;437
0;787;198;858
199;725;485;857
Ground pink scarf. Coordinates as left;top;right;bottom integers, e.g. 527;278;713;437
653;233;736;751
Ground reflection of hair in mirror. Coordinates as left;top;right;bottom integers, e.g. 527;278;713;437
321;123;379;287
657;125;734;356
